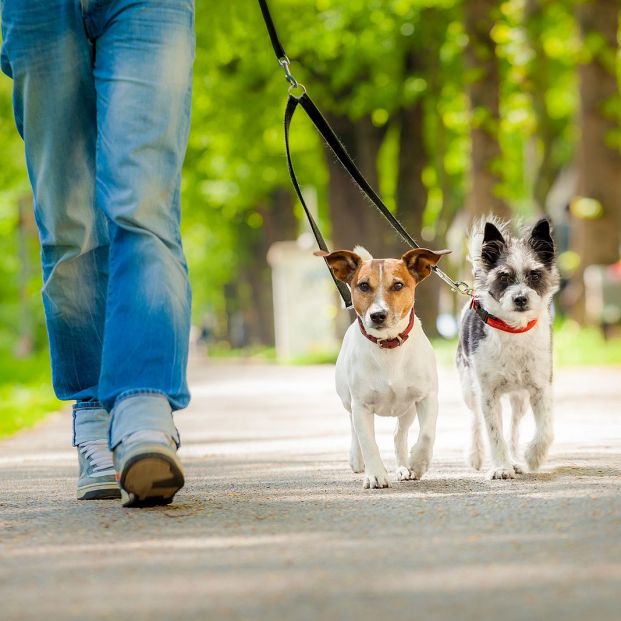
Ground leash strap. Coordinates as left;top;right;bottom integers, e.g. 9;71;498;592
284;96;353;308
295;93;419;250
258;0;287;60
259;0;474;302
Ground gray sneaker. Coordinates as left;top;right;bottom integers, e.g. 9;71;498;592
77;440;121;500
113;430;184;508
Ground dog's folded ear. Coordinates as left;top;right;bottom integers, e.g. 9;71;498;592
314;249;362;284
481;222;506;269
402;248;451;283
529;218;555;267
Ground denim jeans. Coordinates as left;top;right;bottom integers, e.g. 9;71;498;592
1;0;194;448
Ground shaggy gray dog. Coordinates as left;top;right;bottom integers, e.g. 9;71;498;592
457;218;560;479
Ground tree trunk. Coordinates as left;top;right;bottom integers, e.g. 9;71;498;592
326;112;389;255
568;0;621;323
395;97;427;249
525;0;561;212
464;0;511;220
395;96;440;334
242;190;298;346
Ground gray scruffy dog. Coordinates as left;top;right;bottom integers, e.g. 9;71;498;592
457;217;560;480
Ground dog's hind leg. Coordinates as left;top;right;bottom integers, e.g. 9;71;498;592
509;392;528;473
394;408;416;481
348;413;364;473
525;385;554;471
408;393;438;480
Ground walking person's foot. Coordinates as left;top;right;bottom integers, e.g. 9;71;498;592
77;439;121;500
113;430;184;508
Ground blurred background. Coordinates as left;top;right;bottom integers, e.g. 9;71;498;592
1;0;620;436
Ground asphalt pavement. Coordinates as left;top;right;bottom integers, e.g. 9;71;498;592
1;361;620;621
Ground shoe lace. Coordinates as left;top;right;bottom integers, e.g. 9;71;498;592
79;440;114;474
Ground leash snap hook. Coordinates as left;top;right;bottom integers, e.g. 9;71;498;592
278;56;298;88
455;281;474;297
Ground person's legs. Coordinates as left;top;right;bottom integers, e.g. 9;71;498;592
1;0;118;499
87;0;194;505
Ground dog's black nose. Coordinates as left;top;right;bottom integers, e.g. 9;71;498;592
370;311;387;324
514;295;528;309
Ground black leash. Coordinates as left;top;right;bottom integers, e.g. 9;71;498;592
283;97;353;307
258;0;473;308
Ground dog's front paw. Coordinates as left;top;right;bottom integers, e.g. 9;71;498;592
408;457;430;481
525;442;548;471
467;445;484;471
488;467;516;480
396;466;413;481
349;450;364;473
363;469;391;489
512;463;525;475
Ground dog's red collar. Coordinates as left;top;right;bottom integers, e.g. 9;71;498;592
357;308;415;349
470;298;538;334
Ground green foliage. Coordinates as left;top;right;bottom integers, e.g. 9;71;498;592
0;0;619;436
0;0;594;340
0;347;60;438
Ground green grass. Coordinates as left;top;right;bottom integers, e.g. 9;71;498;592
552;320;621;367
1;323;618;439
433;320;621;368
206;343;277;361
0;349;61;438
208;322;621;369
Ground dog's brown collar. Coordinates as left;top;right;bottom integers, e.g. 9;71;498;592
357;308;415;349
471;298;538;334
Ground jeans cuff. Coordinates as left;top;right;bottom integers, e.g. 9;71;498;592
109;393;180;450
72;404;110;447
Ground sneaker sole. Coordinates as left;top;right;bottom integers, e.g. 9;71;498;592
119;447;184;508
77;482;121;501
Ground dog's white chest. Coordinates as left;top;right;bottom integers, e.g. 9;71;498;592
359;372;425;416
476;323;551;390
335;320;436;417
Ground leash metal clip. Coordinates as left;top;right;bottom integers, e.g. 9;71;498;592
455;281;475;297
432;266;474;297
279;56;307;97
278;56;298;87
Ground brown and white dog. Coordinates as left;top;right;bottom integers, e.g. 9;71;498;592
316;245;450;489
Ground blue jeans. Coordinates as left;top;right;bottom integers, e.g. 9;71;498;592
1;0;194;448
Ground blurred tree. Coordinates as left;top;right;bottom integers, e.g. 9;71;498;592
0;67;45;356
464;0;510;218
1;0;620;355
524;0;578;213
567;0;621;322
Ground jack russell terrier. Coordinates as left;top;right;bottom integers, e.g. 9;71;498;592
316;245;450;489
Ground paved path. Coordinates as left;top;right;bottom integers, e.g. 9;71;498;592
1;362;621;621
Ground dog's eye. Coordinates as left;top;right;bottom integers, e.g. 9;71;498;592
529;271;541;282
392;282;404;291
358;282;370;292
499;273;511;284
